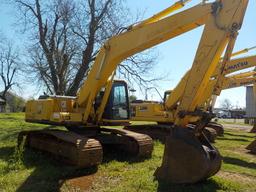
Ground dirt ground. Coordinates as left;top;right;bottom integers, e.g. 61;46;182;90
65;174;96;191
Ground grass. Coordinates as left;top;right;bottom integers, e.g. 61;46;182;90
217;118;251;126
0;113;256;192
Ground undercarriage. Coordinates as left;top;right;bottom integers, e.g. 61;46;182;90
18;127;153;168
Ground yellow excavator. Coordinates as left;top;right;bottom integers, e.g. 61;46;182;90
20;0;249;184
127;70;256;142
127;48;256;140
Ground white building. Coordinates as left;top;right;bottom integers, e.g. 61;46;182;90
246;86;256;118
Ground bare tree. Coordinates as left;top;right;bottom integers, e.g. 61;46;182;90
0;42;19;100
15;0;78;95
118;49;160;90
14;0;160;96
221;98;233;110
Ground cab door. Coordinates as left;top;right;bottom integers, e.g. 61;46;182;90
103;81;130;120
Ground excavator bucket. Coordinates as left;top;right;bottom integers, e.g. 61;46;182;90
154;127;221;184
203;127;217;143
246;140;256;154
207;122;224;136
249;126;256;133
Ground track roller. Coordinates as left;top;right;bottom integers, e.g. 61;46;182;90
154;126;222;184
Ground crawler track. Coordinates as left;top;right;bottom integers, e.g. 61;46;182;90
18;130;103;167
98;128;153;157
18;128;153;167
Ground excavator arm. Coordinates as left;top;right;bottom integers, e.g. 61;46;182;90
165;49;256;110
160;60;256;116
222;72;256;89
214;55;256;76
201;55;256;108
201;70;256;108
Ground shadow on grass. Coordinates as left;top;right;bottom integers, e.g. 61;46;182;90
0;117;17;120
0;145;98;192
217;137;250;142
1;144;148;192
16;165;97;192
16;146;150;192
0;146;14;161
223;156;256;169
16;150;98;192
224;132;255;139
0;132;20;141
102;145;151;164
157;179;221;192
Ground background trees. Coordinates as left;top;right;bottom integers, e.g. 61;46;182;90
0;33;23;112
14;0;159;96
0;39;20;100
220;98;233;110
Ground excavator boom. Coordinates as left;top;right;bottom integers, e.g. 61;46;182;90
77;2;214;122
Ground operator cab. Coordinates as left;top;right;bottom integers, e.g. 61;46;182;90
102;80;130;124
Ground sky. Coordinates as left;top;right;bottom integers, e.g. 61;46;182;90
1;0;256;108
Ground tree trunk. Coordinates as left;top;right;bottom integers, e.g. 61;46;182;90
66;37;95;96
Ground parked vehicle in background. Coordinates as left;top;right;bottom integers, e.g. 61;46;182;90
217;110;231;119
